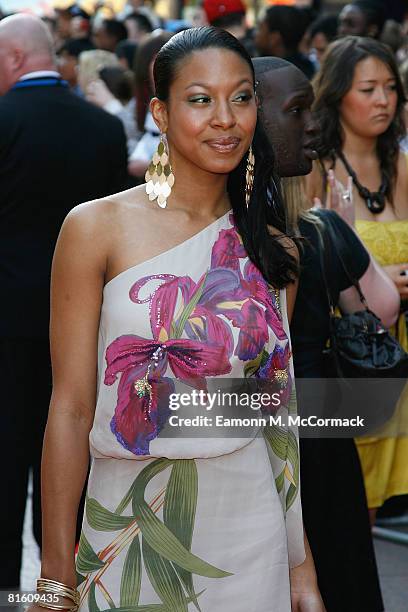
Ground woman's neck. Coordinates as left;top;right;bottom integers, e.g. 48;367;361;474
341;125;377;161
168;156;231;220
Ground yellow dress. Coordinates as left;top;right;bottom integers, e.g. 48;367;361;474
355;219;408;508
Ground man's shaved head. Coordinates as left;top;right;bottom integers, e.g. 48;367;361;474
0;14;56;94
253;56;292;77
0;14;54;56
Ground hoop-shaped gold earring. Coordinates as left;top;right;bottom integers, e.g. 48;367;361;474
245;145;255;209
145;134;174;208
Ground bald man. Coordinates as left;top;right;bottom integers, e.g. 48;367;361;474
0;15;55;93
0;14;127;587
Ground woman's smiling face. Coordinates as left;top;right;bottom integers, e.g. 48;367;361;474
151;47;257;176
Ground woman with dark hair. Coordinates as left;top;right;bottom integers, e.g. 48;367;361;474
128;31;173;178
308;35;408;522
133;31;173;135
34;27;324;612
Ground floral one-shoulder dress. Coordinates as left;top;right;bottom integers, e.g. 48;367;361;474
76;211;304;612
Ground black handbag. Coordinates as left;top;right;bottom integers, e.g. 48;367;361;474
318;217;408;432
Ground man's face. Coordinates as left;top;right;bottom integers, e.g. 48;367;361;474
93;24;114;51
70;16;90;39
338;5;368;37
255;19;275;56
310;32;329;64
56;12;72;40
124;18;148;43
257;66;318;177
57;51;78;87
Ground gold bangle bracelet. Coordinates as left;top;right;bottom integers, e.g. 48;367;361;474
36;590;79;606
37;602;78;612
36;578;80;607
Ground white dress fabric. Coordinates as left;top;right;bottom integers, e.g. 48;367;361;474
76;211;304;611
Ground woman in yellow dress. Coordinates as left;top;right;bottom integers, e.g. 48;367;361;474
308;35;408;519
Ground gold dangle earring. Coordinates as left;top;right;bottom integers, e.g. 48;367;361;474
145;133;175;208
245;145;255;209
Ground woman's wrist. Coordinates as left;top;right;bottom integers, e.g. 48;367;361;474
40;564;77;590
36;595;78;612
289;531;319;589
36;577;80;612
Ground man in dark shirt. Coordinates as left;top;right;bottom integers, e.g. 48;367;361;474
255;6;315;80
0;13;128;587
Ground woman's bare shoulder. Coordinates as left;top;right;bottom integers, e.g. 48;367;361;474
63;185;156;239
395;150;408;217
397;149;408;178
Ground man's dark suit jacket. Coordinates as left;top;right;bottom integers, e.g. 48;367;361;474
0;81;128;339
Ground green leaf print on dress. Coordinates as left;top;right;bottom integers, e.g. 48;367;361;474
120;535;142;606
77;459;231;611
263;390;300;513
163;461;201;611
77;533;105;573
242;338;300;516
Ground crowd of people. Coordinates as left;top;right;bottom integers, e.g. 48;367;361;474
6;0;408;181
1;0;408;611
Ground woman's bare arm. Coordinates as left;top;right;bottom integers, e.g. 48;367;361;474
339;256;400;329
310;168;400;328
40;203;107;586
290;531;326;611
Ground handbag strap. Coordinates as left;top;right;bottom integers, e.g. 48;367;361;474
319;213;369;311
317;222;336;316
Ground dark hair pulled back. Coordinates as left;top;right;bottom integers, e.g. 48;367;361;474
313;36;406;203
153;26;298;288
134;31;173;132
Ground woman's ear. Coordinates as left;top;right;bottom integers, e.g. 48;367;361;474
150;97;168;133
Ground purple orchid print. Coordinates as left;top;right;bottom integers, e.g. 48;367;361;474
257;343;293;409
210;225;287;360
129;271;236;364
104;215;292;455
105;272;233;455
211;225;247;272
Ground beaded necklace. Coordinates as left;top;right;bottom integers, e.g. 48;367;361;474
337;150;388;214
